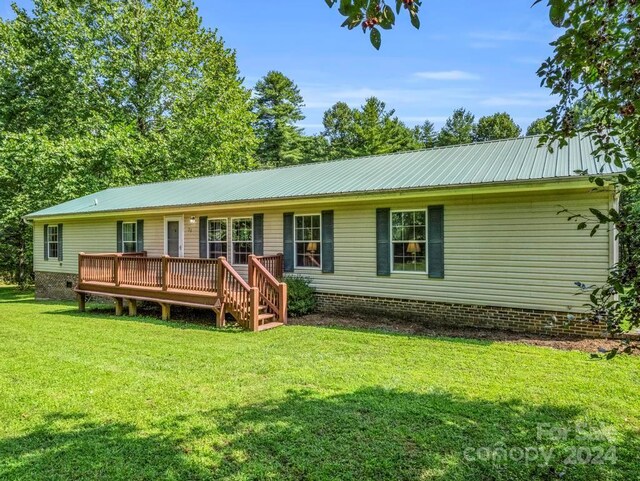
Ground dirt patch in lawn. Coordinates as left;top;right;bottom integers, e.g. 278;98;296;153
291;313;639;356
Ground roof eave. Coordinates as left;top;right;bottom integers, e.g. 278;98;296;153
23;175;616;221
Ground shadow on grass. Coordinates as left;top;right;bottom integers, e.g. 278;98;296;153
40;304;246;334
0;412;211;480
3;389;636;481
0;285;36;304
200;388;638;480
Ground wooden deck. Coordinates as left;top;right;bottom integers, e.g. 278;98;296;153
75;252;287;331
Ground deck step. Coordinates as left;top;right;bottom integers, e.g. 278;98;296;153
257;321;284;331
258;312;276;322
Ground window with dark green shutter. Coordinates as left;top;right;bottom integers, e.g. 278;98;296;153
391;210;426;272
428;205;445;278
121;222;137;253
136;220;144;252
43;224;49;260
116;221;123;253
283;213;294;272
376;208;391;276
199;216;208;258
207;218;227;259
294;214;321;268
57;223;63;261
253;213;264;256
321;210;334;273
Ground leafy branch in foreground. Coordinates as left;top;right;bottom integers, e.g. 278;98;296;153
536;0;640;354
325;0;421;49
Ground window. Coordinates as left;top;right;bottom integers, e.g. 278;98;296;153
231;218;252;264
122;222;137;253
47;225;59;259
208;219;227;259
295;214;321;268
391;210;426;272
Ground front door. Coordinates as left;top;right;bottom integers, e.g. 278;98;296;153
166;220;181;257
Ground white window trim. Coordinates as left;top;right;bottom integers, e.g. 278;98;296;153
163;216;184;257
121;221;137;253
47;225;59;260
207;218;228;259
390;208;428;274
294;213;322;270
230;217;253;265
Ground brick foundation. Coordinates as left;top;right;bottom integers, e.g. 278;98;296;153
35;271;79;301
316;292;606;338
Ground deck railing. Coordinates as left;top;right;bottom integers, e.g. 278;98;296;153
77;252;286;331
78;253;218;293
255;253;284;279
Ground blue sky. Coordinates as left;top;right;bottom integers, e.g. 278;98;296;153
1;1;558;134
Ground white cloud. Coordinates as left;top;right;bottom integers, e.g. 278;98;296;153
413;70;480;81
480;92;556;107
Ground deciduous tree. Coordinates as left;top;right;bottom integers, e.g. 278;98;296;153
526;118;551;136
0;0;256;284
473;112;521;142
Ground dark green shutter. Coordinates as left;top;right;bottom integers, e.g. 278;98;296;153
136;220;144;252
253;213;264;256
116;221;123;253
199;216;208;258
43;224;49;260
376;208;391;276
283;212;294;273
428;205;445;278
57;223;63;261
321;210;334;273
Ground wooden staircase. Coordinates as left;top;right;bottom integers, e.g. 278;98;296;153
214;254;287;331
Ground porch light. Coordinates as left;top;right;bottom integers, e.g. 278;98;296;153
189;216;196;224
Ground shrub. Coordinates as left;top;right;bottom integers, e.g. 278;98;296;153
284;276;317;317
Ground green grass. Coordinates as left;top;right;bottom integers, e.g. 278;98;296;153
0;286;639;480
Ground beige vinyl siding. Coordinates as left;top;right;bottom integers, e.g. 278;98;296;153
32;187;613;312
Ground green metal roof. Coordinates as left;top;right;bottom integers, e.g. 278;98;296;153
26;135;624;219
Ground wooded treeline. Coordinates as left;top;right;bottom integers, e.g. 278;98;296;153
0;0;541;285
252;70;549;168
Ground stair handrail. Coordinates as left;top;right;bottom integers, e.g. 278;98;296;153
217;256;259;330
248;255;288;324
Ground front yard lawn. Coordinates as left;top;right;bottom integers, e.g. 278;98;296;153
0;285;639;480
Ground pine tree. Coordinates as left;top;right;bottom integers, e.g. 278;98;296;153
253;71;306;167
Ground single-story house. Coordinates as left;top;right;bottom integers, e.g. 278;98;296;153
24;135;622;336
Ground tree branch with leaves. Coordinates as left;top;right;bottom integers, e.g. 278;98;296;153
325;0;421;49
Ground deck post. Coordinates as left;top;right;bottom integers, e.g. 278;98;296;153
78;252;84;284
215;304;226;328
161;303;171;321
279;282;288;324
277;253;284;278
114;254;121;286
77;292;86;312
114;297;124;316
162;256;169;291
249;287;260;331
248;255;254;286
128;299;137;316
